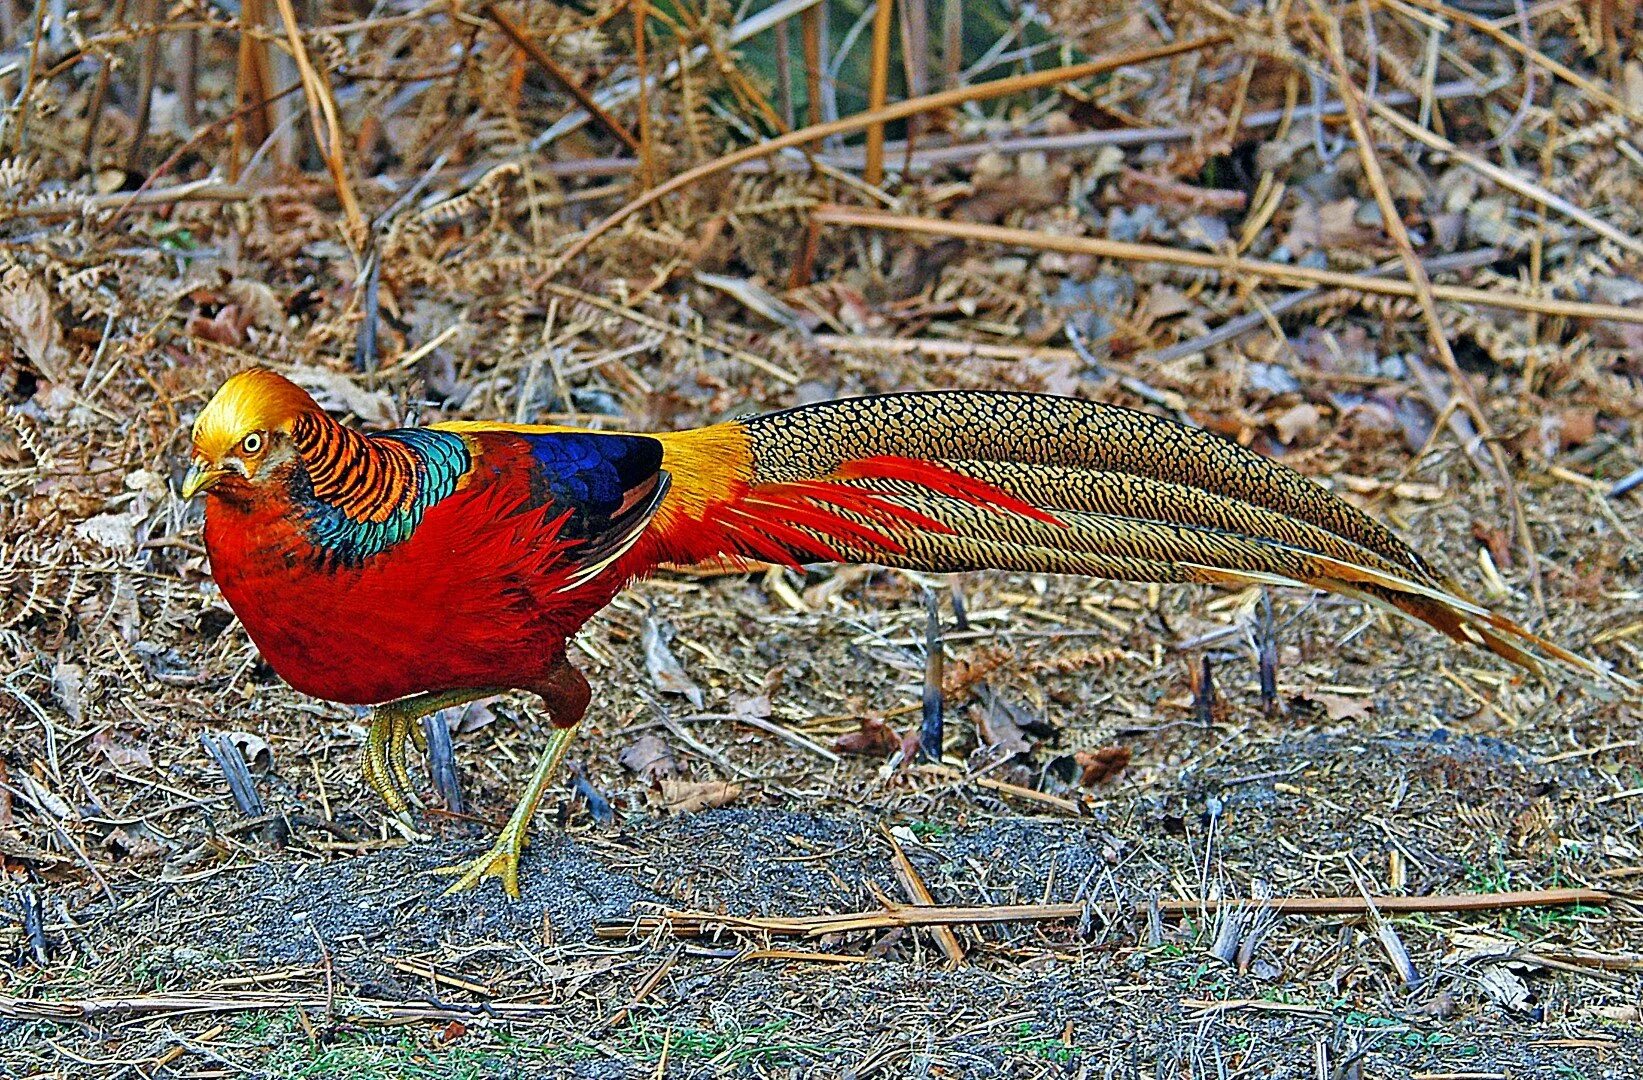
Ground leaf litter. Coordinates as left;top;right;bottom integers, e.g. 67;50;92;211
0;1;1641;1077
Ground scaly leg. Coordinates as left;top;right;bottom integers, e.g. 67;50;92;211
363;688;500;819
436;660;591;898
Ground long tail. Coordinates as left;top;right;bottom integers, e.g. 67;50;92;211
647;391;1633;691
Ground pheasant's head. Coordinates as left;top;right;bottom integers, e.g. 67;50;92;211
183;368;321;499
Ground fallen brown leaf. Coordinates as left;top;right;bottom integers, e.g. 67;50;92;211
619;734;679;781
659;779;742;814
1299;690;1374;722
833;717;900;757
1073;745;1131;786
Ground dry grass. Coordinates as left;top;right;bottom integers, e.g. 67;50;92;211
1;1;1642;1077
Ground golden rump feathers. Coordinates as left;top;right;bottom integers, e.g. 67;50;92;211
190;368;321;463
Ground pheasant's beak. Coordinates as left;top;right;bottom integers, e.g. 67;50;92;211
181;458;224;499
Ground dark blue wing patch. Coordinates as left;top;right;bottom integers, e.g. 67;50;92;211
520;432;665;544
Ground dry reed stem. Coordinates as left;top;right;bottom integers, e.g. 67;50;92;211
801;4;824;126
632;0;654;188
882;824;967;968
272;0;364;239
552;35;1229;265
483;2;642;154
1307;4;1541;607
809;205;1643;325
231;0;276;182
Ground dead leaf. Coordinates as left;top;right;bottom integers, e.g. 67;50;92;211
449;699;498;734
92;730;154;771
75;509;144;553
102;826;165;860
834;717;900;757
619;734;678;781
1272;402;1321;445
642;617;704;708
288;367;399;428
1073;745;1131;786
1477;964;1534;1012
0;266;67;380
186;304;254;346
1589;1004;1641;1022
1299;690;1373;722
731;693;771;720
1471;521;1513;571
977;701;1031;757
226;730;273;774
51;662;84;724
659;778;741;814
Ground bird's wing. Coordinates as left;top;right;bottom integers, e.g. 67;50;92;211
430;421;670;589
510;430;670;590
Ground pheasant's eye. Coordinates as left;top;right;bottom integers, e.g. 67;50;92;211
240;432;264;455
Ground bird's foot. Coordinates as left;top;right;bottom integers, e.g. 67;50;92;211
362;703;428;819
433;817;530;899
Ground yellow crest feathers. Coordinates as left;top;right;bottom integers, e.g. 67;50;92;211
191;368;320;461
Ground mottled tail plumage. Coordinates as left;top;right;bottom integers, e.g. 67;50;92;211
702;391;1629;690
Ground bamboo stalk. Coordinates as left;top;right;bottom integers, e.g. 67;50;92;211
801;4;824;125
232;0;276;182
552;35;1228;265
809;205;1643;325
632;0;654;187
864;0;895;185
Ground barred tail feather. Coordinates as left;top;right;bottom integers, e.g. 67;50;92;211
699;391;1633;691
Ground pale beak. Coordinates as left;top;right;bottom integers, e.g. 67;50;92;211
181;458;224;499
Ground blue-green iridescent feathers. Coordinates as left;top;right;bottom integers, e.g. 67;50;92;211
296;428;471;566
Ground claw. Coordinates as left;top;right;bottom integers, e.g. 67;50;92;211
362;708;415;815
431;721;582;899
387;711;424;810
359;690;497;818
434;819;528;898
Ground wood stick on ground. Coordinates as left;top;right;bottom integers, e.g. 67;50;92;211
551;35;1229;265
596;887;1613;939
1307;5;1541;608
0;992;563;1024
882;825;966;968
808;205;1643;326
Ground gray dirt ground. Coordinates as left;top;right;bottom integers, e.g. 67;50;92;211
6;706;1643;1078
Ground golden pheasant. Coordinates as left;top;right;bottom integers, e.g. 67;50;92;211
182;368;1629;895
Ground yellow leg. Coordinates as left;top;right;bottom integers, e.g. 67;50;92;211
435;722;582;898
362;688;497;819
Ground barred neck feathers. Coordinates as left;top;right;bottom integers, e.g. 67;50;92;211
288;411;471;564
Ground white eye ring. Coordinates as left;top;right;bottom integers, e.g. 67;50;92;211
241;432;263;454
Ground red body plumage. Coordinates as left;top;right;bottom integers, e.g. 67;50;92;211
205;435;625;705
